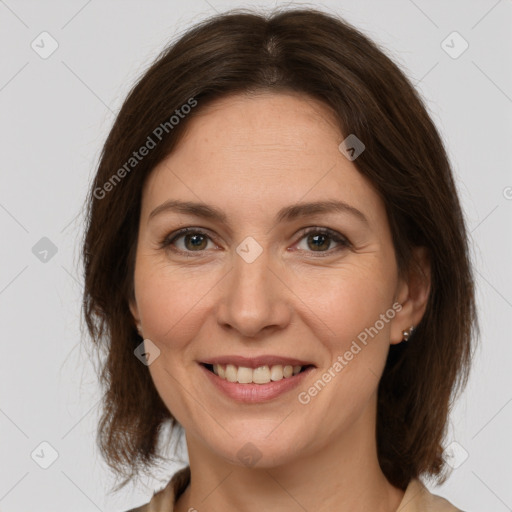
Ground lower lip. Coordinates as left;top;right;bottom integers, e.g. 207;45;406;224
200;364;314;403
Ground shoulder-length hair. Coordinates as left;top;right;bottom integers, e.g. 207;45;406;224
82;7;477;492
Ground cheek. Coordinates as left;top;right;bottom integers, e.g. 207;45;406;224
291;259;397;350
133;260;218;349
133;262;217;423
292;269;395;439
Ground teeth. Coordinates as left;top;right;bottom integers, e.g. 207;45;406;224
225;364;237;382
270;364;283;381
211;364;305;384
253;366;270;384
237;366;253;384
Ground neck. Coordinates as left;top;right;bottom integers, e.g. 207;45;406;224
174;394;404;512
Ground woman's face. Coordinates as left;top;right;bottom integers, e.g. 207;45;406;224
130;92;414;467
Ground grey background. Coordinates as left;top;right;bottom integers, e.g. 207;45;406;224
0;0;511;510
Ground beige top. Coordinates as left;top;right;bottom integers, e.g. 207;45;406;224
126;466;462;511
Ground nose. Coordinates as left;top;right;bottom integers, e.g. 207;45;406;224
215;246;292;339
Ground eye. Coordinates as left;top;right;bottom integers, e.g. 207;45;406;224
160;226;350;257
294;227;350;255
160;228;215;255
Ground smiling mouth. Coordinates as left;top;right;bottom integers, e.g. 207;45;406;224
201;363;314;384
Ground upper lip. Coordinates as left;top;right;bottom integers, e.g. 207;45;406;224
200;355;316;369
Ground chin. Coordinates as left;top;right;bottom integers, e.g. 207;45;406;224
204;425;309;469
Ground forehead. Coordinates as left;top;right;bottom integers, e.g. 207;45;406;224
167;91;342;165
141;92;383;225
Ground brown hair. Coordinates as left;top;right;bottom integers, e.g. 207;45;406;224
82;7;477;492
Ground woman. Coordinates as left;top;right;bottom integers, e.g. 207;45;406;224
82;8;476;512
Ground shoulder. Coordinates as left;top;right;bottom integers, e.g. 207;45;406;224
123;466;191;512
125;470;463;512
398;478;463;512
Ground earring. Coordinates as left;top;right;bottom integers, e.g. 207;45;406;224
402;326;415;342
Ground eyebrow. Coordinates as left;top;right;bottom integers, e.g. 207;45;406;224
148;199;369;226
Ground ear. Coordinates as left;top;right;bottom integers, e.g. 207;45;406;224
129;297;142;332
390;246;431;345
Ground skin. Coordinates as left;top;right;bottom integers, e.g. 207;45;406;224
129;91;430;512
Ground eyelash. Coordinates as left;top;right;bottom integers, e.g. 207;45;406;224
159;226;350;258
